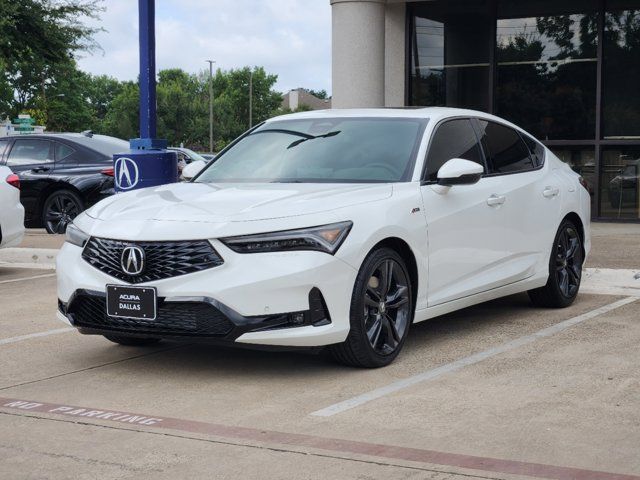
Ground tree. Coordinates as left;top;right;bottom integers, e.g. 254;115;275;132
0;0;103;121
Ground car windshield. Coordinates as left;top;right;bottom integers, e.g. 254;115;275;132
195;117;427;183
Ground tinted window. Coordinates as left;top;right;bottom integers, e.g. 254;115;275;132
55;142;75;160
425;119;484;182
522;135;545;167
477;121;534;174
196;118;427;183
65;135;129;156
0;139;8;160
7;139;53;167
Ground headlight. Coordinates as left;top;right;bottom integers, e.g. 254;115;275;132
220;221;353;255
65;223;90;248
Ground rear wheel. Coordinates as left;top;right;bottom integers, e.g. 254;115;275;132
329;247;413;368
43;190;83;234
528;220;584;308
104;335;161;346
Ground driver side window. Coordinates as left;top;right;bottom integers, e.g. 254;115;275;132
424;119;484;182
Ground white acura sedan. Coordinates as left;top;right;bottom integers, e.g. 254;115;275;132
0;166;25;249
57;108;590;367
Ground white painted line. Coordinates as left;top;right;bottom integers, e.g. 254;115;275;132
310;296;638;417
0;273;56;285
0;327;74;346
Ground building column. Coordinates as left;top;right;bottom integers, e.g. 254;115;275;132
331;0;386;108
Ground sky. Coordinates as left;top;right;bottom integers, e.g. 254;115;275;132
76;0;332;95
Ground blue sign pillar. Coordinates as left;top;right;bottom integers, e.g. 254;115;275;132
113;0;177;193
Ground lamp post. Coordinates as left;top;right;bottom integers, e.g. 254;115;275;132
206;60;216;153
112;0;177;193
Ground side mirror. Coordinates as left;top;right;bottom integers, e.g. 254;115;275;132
181;160;206;181
436;158;483;187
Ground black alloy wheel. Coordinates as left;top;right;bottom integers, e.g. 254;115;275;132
555;225;583;298
43;190;83;234
330;247;413;368
363;258;411;355
529;220;584;308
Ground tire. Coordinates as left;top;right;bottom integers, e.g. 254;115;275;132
42;190;84;234
329;247;413;368
103;335;161;346
528;219;584;308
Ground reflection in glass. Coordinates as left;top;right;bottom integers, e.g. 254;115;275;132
604;9;640;138
600;147;640;219
410;3;491;111
496;14;598;140
550;148;596;213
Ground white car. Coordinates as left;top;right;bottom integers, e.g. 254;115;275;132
56;108;590;367
0;166;25;248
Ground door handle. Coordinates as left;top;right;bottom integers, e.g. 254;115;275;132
31;166;50;173
486;194;506;206
543;186;560;198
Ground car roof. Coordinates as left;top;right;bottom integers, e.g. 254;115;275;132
4;133;129;156
266;107;537;140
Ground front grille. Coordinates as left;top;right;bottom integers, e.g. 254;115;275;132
69;294;234;337
82;237;223;283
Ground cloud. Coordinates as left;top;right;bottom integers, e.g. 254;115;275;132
76;0;332;94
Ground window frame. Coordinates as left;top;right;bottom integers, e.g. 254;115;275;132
472;118;544;177
6;138;54;168
420;116;489;185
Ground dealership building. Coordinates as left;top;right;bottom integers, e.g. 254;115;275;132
331;0;640;220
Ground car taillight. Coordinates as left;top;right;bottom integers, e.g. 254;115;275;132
578;176;589;192
101;167;114;177
6;174;20;189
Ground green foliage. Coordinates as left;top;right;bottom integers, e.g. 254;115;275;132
0;0;103;115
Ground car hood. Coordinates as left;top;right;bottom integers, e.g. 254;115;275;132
85;182;392;223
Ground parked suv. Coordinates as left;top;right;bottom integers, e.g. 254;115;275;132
0;132;128;233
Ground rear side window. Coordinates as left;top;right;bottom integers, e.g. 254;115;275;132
425;119;484;182
476;120;534;174
7;139;53;167
55;142;75;160
522;134;545;167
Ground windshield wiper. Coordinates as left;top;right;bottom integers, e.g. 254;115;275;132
250;128;315;139
287;131;341;149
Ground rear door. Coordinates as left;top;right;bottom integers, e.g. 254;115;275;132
473;119;560;283
5;138;55;223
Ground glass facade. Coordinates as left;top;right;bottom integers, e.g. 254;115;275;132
408;0;640;220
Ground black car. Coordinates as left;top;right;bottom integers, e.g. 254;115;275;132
0;132;128;233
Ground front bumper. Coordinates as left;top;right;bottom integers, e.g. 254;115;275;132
56;240;357;347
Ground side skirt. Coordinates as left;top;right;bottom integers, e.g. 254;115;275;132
413;274;548;324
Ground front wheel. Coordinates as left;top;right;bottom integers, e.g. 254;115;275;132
329;248;413;368
528;220;584;308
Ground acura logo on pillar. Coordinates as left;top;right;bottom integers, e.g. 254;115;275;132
114;157;140;190
121;246;145;276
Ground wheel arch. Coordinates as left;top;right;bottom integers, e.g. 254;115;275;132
563;211;585;245
36;183;86;225
370;237;419;313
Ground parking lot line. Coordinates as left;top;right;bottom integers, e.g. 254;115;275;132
310;296;638;417
2;397;639;480
0;273;55;285
0;328;74;346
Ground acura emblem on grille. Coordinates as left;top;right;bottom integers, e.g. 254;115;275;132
121;246;145;275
